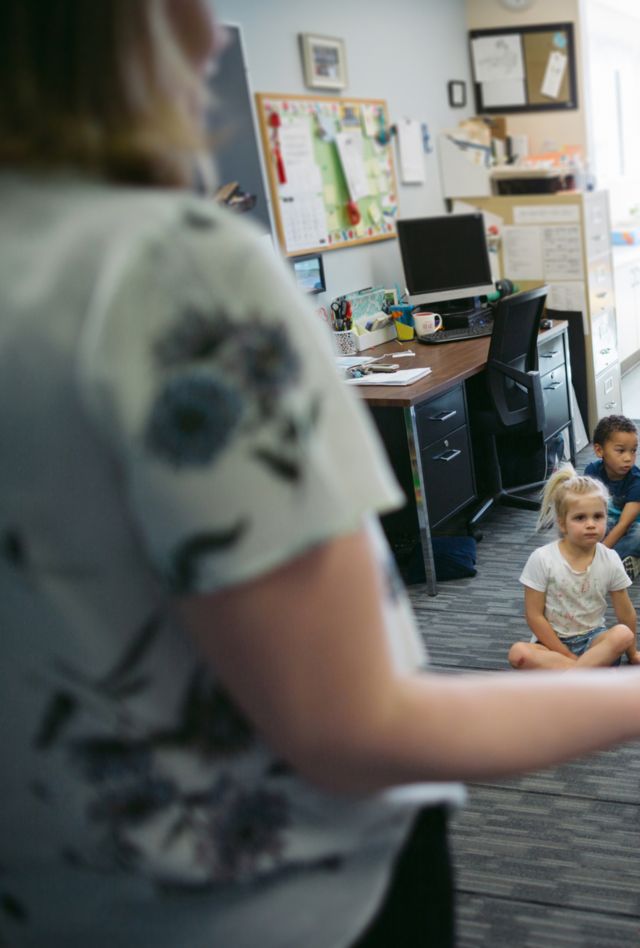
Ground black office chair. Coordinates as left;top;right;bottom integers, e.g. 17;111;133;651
467;285;549;534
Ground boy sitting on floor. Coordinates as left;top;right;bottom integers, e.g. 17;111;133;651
585;414;640;579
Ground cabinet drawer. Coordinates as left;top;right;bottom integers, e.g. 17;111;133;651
537;336;565;373
415;385;466;445
588;257;614;316
584;191;610;260
591;309;618;375
595;366;622;417
421;425;475;528
542;364;570;439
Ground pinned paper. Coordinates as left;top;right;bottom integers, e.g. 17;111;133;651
396;118;425;184
361;104;379;138
323;183;338;206
471;35;524;83
541;50;567;100
335;130;370;201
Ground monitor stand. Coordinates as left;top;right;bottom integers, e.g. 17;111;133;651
426;295;492;330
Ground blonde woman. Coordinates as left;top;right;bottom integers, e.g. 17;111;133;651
5;4;640;947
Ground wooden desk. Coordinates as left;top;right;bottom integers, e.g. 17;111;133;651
356;321;573;594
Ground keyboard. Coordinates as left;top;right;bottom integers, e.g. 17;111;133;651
417;323;493;344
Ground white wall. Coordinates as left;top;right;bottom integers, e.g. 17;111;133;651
582;0;640;222
211;0;473;301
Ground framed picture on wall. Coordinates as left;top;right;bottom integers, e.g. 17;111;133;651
300;34;347;90
447;80;467;108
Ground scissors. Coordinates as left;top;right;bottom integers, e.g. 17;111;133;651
331;298;352;331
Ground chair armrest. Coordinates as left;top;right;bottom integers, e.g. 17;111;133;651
489;361;545;432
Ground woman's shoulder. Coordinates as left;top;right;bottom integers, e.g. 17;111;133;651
5;171;261;257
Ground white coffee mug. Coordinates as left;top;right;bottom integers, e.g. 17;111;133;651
413;311;443;336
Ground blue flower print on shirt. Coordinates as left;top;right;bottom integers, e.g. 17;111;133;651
232;321;301;405
153;309;301;412
154;307;230;368
145;372;244;467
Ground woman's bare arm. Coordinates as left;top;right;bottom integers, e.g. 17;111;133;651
177;528;640;794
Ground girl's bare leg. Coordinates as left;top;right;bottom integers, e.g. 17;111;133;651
576;625;634;668
508;642;576;671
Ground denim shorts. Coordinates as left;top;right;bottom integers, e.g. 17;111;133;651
534;625;622;666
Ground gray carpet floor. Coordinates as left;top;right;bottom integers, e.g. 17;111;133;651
409;443;640;947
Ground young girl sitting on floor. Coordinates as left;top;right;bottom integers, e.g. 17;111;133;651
509;465;640;670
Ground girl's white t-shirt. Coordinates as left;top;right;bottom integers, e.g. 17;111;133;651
0;173;463;948
519;540;630;638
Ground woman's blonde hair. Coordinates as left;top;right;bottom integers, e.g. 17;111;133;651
537;463;609;532
0;0;209;186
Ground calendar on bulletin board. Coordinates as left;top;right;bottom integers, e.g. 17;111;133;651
255;92;398;255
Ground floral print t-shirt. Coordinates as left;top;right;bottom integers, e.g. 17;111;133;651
0;173;463;948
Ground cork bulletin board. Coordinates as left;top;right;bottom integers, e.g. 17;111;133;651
255;92;398;255
469;23;577;114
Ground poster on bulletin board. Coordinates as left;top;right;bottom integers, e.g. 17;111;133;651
255;92;398;255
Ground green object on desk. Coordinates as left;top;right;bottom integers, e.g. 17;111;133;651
342;286;388;325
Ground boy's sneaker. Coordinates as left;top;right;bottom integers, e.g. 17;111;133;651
622;555;640;581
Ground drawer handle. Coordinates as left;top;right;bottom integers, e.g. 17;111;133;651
605;401;618;409
544;381;563;390
596;291;607;298
540;350;559;358
592;234;603;241
600;347;611;354
434;448;461;462
429;409;457;422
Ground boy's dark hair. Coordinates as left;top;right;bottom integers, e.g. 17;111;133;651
593;414;638;446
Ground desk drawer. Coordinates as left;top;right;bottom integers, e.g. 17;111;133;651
537;336;565;373
421;425;475;527
542;364;570;439
415;385;466;445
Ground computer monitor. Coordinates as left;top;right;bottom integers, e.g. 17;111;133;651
396;213;494;315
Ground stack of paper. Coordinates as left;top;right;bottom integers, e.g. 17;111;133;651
345;367;432;386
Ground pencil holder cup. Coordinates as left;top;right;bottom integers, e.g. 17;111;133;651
395;321;415;342
333;330;358;355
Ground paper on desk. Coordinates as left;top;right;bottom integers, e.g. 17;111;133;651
345;367;432;386
335;356;375;369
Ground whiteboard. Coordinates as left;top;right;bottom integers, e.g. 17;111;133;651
207;24;271;232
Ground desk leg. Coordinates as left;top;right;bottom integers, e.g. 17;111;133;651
403;406;438;596
567;418;576;464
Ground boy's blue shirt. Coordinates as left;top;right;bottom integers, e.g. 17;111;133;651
584;459;640;521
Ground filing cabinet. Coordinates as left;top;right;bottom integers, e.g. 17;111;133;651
415;388;475;528
462;191;621;434
594;365;622;417
612;247;640;370
370;383;476;582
